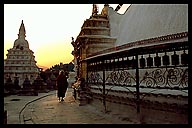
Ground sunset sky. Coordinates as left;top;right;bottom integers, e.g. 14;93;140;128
4;4;130;69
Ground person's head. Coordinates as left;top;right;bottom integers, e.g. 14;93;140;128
65;71;69;76
59;70;64;75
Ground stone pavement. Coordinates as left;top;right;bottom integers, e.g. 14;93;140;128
4;88;136;124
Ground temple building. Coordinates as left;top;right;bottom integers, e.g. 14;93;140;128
72;4;188;124
4;20;39;87
72;4;116;78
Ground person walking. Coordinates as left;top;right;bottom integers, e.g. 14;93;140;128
56;70;68;101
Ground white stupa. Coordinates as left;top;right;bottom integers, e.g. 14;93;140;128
4;20;40;87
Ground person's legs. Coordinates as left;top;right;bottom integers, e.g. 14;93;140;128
58;92;61;101
61;88;67;101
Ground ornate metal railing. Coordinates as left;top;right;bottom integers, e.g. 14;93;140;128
86;40;188;113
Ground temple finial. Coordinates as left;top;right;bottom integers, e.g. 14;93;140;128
101;4;109;16
18;20;26;39
92;4;98;16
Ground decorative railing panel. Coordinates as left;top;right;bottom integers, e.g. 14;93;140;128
140;67;188;90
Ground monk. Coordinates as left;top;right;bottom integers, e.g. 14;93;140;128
56;70;68;101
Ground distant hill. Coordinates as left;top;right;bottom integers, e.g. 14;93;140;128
37;64;48;71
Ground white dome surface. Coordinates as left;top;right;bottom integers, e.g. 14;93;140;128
108;4;188;46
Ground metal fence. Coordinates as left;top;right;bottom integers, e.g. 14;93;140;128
86;41;188;113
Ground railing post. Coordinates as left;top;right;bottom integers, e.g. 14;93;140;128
86;61;88;86
135;54;140;113
102;60;106;112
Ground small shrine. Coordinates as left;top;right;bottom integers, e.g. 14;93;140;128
18;76;38;96
4;76;14;93
32;74;48;93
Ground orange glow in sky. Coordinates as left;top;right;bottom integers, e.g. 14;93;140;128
4;4;130;69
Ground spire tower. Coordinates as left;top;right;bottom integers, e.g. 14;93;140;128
18;20;26;39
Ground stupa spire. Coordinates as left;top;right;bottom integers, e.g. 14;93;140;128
92;4;98;16
18;20;26;39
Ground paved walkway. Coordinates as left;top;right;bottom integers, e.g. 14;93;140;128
4;88;135;124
